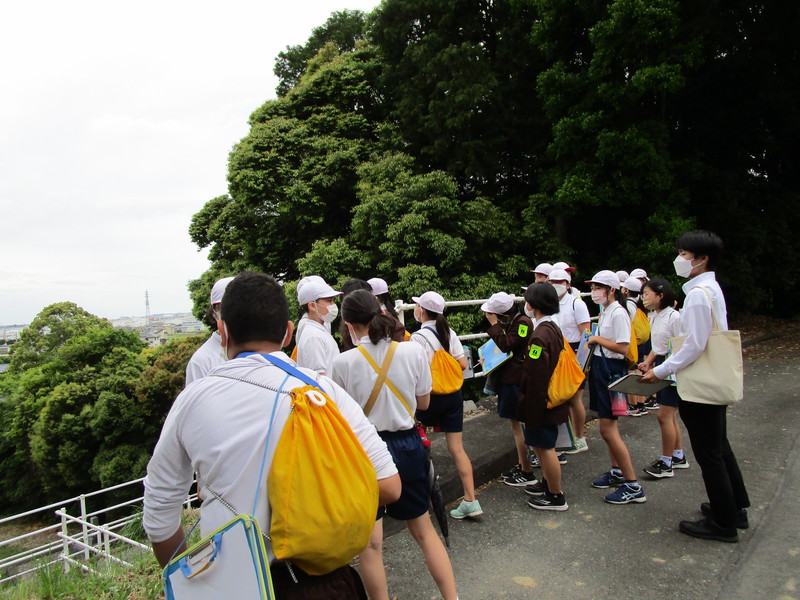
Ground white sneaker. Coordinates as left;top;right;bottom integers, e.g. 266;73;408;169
565;437;588;454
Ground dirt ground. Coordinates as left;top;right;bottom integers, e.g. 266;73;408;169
732;314;800;359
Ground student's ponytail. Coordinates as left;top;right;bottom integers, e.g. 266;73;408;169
432;312;451;348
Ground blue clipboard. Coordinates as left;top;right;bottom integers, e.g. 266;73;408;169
477;339;512;375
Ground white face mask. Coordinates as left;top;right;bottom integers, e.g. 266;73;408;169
673;255;698;278
591;289;608;305
524;304;535;320
346;324;361;347
413;306;422;323
219;322;229;361
551;284;567;298
315;302;339;324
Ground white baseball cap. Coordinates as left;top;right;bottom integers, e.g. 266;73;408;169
615;270;630;283
412;291;446;314
297;277;342;305
531;263;553;276
630;268;648;280
622;276;642;293
210;276;235;305
552;261;576;273
367;277;389;296
547;268;572;283
587;270;622;290
480;292;514;314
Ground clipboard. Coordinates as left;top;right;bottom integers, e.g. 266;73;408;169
574;324;598;372
477;339;512;375
607;374;672;396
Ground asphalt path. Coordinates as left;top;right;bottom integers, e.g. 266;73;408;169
379;359;800;600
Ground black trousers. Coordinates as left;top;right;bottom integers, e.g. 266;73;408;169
679;400;750;528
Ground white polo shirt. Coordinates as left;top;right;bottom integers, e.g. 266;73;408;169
185;331;225;385
330;338;432;432
295;314;340;375
593;301;631;360
649;307;681;356
653;272;728;379
555;294;591;343
143;352;397;559
411;321;465;362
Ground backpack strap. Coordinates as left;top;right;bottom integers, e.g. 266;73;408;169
357;342;414;419
423;326;452;355
239;351;321;389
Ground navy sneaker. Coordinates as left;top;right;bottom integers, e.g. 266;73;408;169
672;455;690;469
527;491;569;512
558;453;568;465
643;459;674;479
528;454;541;468
604;483;647;504
591;471;625;489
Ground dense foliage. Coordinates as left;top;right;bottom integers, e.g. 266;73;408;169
0;303;204;513
191;0;799;319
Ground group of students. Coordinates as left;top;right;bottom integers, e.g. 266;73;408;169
151;229;750;600
489;232;750;545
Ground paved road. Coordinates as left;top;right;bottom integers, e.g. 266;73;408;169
379;359;800;600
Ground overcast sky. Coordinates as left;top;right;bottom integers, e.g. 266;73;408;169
0;0;380;325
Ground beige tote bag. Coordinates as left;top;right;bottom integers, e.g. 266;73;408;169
669;287;743;405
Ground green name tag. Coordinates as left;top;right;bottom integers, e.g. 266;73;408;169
518;324;529;338
528;344;542;359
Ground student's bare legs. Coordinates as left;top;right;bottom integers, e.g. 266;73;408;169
533;447;562;493
359;519;389;600
406;513;457;600
568;389;586;439
445;431;476;501
510;420;532;470
658;405;681;457
599;418;636;480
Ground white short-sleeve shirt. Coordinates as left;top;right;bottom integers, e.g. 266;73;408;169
330;338;432;432
143;352;397;558
555;294;591;343
295;315;340;375
185;332;225;385
649;307;681;355
411;321;465;362
593;301;631;360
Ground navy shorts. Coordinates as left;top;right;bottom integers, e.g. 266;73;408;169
654;355;680;407
524;424;559;449
416;390;464;433
589;354;627;420
376;429;429;521
497;383;520;419
569;342;587;390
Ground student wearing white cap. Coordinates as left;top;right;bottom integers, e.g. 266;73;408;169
185;276;235;385
411;291;482;520
531;263;553;283
585;270;647;504
330;290;457;600
480;292;535;487
547;269;591;453
552;262;581;297
615;270;630;285
630;268;648;288
295;276;343;376
368;277;407;343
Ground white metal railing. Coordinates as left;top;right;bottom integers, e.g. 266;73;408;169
0;477;197;585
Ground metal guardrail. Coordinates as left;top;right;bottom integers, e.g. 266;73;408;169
0;477;197;585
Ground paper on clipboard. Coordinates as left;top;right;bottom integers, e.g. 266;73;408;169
607;374;672;396
477;339;512;375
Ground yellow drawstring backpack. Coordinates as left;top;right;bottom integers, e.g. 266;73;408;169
547;337;587;409
414;327;463;394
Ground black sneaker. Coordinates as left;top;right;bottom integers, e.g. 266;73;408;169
524;479;548;497
700;502;749;529
679;517;738;543
500;463;522;480
643;459;674;479
557;453;568;465
644;399;660;410
671;455;690;469
503;470;537;487
527;491;569;511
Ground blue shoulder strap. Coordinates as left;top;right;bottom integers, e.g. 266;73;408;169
238;351;320;389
